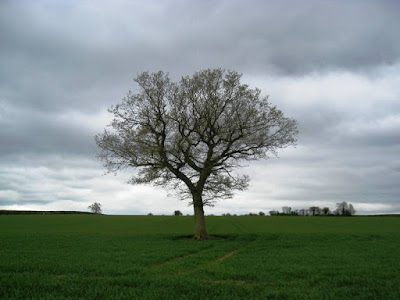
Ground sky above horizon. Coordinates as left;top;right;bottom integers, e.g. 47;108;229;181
1;0;400;215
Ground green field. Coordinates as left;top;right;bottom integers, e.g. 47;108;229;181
1;215;399;299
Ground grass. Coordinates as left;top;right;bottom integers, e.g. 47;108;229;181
0;215;399;299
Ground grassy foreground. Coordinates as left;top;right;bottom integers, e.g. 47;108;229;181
1;215;399;299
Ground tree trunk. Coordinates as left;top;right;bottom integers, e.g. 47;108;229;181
192;192;209;240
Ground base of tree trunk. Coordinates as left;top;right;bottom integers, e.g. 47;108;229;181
193;232;210;240
193;200;209;240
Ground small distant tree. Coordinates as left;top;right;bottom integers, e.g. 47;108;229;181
335;202;348;215
259;211;265;216
349;204;356;215
269;210;279;216
334;202;355;216
335;202;356;216
88;202;102;214
174;210;183;216
309;206;321;216
298;209;307;216
282;206;291;215
322;207;330;215
147;213;153;216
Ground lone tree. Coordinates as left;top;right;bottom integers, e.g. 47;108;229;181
174;210;183;216
88;202;102;214
95;69;298;239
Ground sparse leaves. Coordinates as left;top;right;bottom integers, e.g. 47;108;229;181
88;202;102;214
335;202;356;216
95;69;298;207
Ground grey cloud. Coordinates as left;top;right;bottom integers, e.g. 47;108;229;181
0;105;98;157
1;0;399;117
2;1;400;85
0;160;102;207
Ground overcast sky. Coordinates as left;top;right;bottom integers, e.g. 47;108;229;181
1;0;399;215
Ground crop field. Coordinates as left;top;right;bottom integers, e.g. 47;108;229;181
1;215;400;299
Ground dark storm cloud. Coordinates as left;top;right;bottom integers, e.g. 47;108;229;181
0;0;398;118
0;0;400;213
2;1;400;93
0;102;100;156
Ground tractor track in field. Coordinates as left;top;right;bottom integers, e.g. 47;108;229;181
143;236;263;288
188;235;259;269
147;235;260;286
215;249;239;262
206;235;258;265
148;244;216;268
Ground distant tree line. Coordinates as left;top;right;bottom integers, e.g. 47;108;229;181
0;210;93;215
269;202;356;216
218;202;355;217
150;202;356;217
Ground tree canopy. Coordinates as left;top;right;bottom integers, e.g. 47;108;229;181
88;202;102;214
95;69;298;239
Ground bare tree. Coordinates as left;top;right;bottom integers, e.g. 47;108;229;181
282;206;292;215
349;204;356;215
309;206;321;216
174;210;183;216
88;202;102;214
322;207;330;215
335;202;348;215
298;209;307;216
95;69;298;239
334;202;355;216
